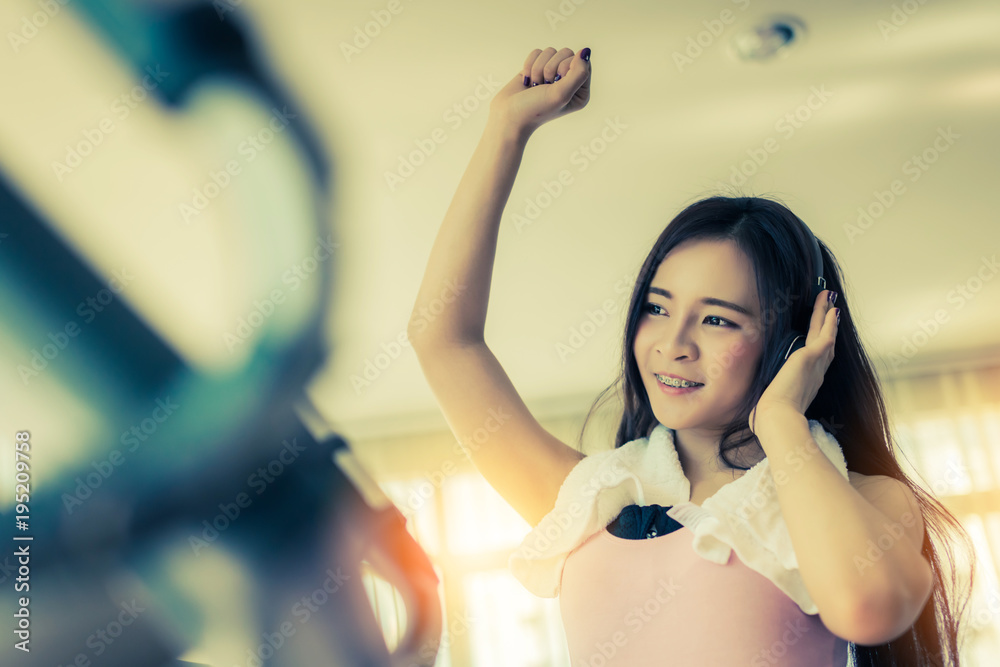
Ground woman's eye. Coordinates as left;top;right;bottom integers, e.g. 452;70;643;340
643;303;734;328
704;315;734;328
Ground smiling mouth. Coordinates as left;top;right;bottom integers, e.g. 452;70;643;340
654;374;704;388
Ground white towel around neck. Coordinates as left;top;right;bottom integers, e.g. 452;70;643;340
507;419;850;615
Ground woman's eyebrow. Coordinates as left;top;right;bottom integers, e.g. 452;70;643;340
647;286;755;317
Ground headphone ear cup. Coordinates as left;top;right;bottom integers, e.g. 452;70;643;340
778;283;821;366
778;331;807;365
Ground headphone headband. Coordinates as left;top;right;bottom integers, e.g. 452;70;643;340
782;220;827;361
806;222;827;298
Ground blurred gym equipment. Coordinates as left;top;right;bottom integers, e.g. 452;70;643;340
0;1;441;665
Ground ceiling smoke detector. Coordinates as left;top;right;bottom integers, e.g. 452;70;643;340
730;15;807;62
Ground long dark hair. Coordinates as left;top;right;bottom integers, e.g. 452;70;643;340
580;194;975;666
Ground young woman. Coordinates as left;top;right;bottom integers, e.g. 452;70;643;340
408;46;974;666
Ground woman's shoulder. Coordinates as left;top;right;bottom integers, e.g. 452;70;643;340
847;470;916;504
845;470;925;551
847;470;872;485
847;470;892;486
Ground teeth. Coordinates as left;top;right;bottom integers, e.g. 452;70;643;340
655;374;702;388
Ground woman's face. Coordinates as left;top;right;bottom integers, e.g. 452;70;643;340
633;238;765;431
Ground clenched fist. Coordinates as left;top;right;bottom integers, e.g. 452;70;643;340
489;47;592;138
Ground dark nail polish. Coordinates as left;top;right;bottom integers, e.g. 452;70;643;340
835;308;840;323
581;47;591;61
831;291;838;304
531;81;539;87
554;74;561;82
544;79;552;84
523;75;530;86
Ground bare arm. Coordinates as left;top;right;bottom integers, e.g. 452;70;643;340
407;47;592;526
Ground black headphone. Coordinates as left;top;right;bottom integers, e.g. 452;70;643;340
777;221;828;365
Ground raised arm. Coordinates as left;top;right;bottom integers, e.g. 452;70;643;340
407;47;592;527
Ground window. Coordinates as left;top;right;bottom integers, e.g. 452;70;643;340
884;364;1000;664
368;471;571;666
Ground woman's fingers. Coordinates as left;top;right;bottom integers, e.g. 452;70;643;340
529;47;557;86
555;54;574;80
496;46;591;133
520;47;589;88
558;48;591;101
543;47;575;83
520;48;542;85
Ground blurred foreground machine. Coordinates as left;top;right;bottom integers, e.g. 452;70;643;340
0;1;441;665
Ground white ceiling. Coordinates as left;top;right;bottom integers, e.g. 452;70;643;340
257;0;1000;439
3;0;999;442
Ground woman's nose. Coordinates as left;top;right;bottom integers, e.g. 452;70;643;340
656;322;697;359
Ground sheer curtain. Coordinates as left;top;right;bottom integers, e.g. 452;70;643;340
881;358;1000;665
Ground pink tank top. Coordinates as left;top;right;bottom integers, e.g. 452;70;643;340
559;524;850;666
